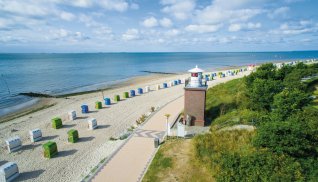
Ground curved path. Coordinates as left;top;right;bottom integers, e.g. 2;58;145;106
91;96;184;182
90;71;251;182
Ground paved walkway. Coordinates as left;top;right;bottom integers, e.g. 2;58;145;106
92;96;184;182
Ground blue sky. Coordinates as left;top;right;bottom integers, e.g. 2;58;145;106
0;0;317;52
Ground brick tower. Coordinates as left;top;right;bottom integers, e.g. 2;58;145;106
184;65;207;126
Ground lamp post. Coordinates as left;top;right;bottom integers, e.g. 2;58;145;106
164;113;171;138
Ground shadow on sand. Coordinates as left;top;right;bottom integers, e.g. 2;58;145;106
42;135;58;141
16;169;45;181
76;116;89;120
0;160;8;166
21;144;41;151
58;149;78;157
63;124;76;128
78;136;95;143
97;125;110;129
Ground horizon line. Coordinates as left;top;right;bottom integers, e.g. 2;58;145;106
1;50;318;54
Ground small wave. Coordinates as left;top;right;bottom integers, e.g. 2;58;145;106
0;98;39;116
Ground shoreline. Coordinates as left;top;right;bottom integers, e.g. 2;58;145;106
0;58;314;122
0;65;242;119
0;73;175;122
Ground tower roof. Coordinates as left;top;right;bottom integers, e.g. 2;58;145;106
188;65;204;73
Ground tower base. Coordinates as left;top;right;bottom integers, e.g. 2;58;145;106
184;86;207;127
193;120;205;127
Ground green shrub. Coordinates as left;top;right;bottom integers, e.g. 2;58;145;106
216;151;304;181
43;141;58;158
136;114;147;125
68;129;79;143
114;95;120;102
150;106;155;112
272;89;311;120
119;133;130;140
254;110;318;158
95;101;102;109
109;137;118;141
52;117;63;129
246;78;283;111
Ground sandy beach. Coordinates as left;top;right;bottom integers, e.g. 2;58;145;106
0;67;251;182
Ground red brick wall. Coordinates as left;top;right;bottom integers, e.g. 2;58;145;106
184;88;206;126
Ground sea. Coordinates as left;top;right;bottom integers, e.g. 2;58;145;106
1;51;318;116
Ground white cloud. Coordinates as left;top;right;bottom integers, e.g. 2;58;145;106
141;17;158;28
185;24;222;33
161;0;195;20
78;14;114;40
98;0;129;12
60;11;75;21
0;35;27;43
268;7;289;19
122;28;140;41
194;0;269;25
0;18;10;29
197;6;263;24
58;28;68;38
160;18;173;28
62;0;130;12
0;1;49;17
270;20;318;35
228;22;261;32
228;24;242;32
165;29;180;36
70;0;92;8
210;0;273;10
247;22;262;29
49;28;89;42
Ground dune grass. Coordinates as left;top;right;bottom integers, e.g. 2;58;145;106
193;130;255;177
205;78;250;122
143;138;215;182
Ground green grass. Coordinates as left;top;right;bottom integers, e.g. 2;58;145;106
193;130;255;176
143;145;172;182
212;109;263;128
205;78;249;121
143;139;215;182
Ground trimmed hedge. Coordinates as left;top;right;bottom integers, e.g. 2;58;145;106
43;141;58;158
52;117;62;129
68;129;79;143
95;101;102;109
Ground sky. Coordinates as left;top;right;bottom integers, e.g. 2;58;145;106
0;0;318;53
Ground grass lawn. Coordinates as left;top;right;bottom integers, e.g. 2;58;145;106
143;138;215;182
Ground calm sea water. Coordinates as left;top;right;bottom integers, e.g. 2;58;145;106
1;51;318;116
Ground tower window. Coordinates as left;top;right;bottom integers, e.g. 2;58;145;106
191;73;198;77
